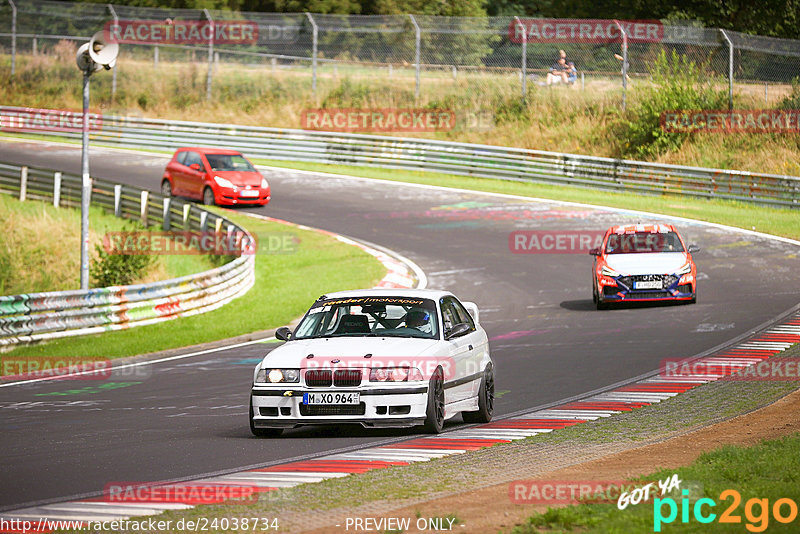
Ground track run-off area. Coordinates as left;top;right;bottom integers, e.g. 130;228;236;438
1;139;799;514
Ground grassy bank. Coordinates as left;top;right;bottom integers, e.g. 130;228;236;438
2;209;385;360
1;49;798;176
514;432;800;533
0;193;213;294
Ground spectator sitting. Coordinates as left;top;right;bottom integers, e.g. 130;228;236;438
546;57;569;85
566;61;577;85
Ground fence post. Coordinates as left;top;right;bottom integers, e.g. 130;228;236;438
140;190;148;226
19;166;27;201
719;29;734;112
53;171;62;207
107;4;118;99
8;0;16;78
271;57;276;73
305;12;318;95
203;9;214;101
409;14;420;100
32;36;37;55
154;45;159;69
514;16;527;100
613;20;628;111
162;197;171;231
114;184;122;216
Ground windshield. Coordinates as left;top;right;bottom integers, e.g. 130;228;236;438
605;231;685;254
294;297;439;340
205;154;256;172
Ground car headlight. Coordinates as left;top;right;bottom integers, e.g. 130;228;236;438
260;177;269;189
214;176;235;188
601;265;620;277
255;368;300;383
369;367;424;382
675;263;692;275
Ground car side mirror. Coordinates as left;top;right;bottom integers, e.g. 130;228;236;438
589;248;601;256
189;163;201;171
462;301;479;324
445;323;471;340
275;326;293;341
687;244;700;254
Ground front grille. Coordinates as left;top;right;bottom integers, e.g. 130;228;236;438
299;403;366;416
305;369;332;387
618;274;678;290
334;369;362;387
628;291;671;299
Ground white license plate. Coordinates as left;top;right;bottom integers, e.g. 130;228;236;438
634;280;662;290
240;189;259;197
303;392;360;405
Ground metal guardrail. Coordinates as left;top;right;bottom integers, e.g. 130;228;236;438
0;161;255;347
2;106;798;208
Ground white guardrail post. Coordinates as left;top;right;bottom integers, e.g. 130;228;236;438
0;161;256;348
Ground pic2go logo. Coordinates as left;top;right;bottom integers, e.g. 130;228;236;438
654;489;799;532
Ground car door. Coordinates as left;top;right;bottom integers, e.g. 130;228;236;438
168;150;189;195
440;296;478;404
451;297;487;398
182;151;207;199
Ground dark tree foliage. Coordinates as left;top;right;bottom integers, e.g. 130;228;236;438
64;0;800;39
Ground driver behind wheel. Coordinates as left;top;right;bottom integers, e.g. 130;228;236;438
403;308;432;334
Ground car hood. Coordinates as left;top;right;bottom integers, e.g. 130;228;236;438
605;252;689;275
260;336;442;368
213;170;262;187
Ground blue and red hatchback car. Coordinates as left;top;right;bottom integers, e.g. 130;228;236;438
161;147;270;206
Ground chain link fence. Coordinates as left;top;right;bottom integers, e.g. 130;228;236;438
1;1;799;108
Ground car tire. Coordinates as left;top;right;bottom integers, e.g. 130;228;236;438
423;366;445;434
594;280;609;310
161;179;172;198
249;397;283;438
203;186;216;206
462;364;494;424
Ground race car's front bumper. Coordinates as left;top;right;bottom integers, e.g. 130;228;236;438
250;385;429;429
599;276;695;303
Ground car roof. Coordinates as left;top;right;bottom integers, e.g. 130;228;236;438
607;223;678;234
174;147;243;156
316;288;455;301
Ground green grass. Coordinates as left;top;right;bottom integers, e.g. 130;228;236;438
2;209;385;360
254;159;800;241
512;432;800;533
0;193;213;294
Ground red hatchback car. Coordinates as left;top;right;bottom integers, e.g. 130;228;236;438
161;148;271;206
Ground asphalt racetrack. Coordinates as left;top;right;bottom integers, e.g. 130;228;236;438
1;140;799;510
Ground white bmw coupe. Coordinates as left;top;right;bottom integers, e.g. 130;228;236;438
250;289;493;436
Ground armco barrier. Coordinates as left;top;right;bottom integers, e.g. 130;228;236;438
0;161;255;347
2;106;799;207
